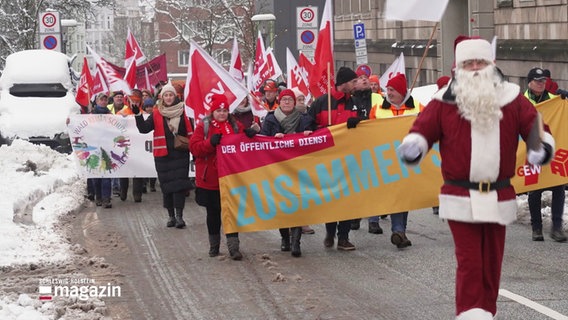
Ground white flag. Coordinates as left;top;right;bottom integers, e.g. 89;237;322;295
385;0;449;22
379;52;406;92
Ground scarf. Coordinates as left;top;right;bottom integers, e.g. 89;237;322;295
274;107;302;134
210;119;235;135
158;101;184;134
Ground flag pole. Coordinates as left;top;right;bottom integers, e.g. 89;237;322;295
410;22;439;91
327;62;332;126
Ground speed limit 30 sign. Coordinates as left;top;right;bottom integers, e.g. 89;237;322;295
297;6;318;28
39;11;61;33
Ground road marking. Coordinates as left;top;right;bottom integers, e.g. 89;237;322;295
499;289;568;320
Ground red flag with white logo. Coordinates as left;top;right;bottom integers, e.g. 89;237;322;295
124;58;137;89
286;48;309;98
125;28;146;67
184;40;249;123
309;0;334;98
88;45;132;95
229;37;245;83
251;32;281;91
90;68;109;98
75;57;93;107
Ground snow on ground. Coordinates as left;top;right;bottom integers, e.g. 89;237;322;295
0;139;109;319
0;139;565;319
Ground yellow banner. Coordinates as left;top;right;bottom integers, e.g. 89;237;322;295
219;97;568;233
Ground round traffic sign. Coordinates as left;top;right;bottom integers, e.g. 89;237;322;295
300;30;315;44
43;35;58;50
42;13;57;28
300;8;315;23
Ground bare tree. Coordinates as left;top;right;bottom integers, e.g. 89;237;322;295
0;0;114;69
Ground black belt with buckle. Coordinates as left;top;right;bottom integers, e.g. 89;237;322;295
444;179;511;193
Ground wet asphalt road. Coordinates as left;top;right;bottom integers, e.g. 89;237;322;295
74;188;568;320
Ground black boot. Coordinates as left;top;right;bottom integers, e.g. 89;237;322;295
175;208;186;229
209;234;221;257
227;236;242;260
280;228;290;251
166;208;176;228
291;227;302;257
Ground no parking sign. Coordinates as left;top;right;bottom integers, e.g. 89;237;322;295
38;11;62;52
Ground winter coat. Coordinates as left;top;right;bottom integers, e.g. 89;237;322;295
189;115;244;191
405;80;554;225
308;87;361;128
260;111;313;136
134;107;192;194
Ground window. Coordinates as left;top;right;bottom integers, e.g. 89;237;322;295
178;50;189;66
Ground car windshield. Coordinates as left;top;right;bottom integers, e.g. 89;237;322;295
9;83;67;98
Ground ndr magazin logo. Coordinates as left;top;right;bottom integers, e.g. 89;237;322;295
38;278;121;301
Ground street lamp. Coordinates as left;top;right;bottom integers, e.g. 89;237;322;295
251;13;276;48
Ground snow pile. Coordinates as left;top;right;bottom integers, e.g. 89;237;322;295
0;139;84;267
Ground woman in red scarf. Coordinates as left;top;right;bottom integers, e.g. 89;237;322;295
133;83;193;229
189;94;246;260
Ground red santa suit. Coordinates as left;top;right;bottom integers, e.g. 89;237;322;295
400;76;554;319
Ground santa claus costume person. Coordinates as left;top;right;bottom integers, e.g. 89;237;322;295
397;37;555;320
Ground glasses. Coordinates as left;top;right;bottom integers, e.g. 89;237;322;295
280;97;294;102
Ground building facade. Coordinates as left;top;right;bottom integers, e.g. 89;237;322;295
333;0;567;90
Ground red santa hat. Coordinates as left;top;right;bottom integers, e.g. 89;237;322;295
386;74;407;97
455;38;493;67
209;94;229;112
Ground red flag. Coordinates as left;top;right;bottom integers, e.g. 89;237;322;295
75;57;93;107
184;40;249;123
251;32;281;91
309;0;334;98
91;67;109;98
125;28;146;67
88;45;132;95
124;58;137;89
228;37;244;83
286;48;309;98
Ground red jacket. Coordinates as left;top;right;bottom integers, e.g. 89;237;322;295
189;116;243;190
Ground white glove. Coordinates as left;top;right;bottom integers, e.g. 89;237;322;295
397;142;422;164
527;145;546;165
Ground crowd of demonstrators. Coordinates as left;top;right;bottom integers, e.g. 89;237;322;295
258;89;314;257
189;94;256;260
398;37;555;320
523;67;567;243
133;83;193;229
309;66;362;251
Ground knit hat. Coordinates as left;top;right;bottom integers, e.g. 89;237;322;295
527;67;547;82
455;38;493;67
161;83;177;96
143;98;155;108
335;67;358;86
278;89;296;105
209;94;229;112
386;73;408;97
369;75;380;84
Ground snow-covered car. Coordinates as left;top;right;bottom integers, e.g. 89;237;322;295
0;50;80;152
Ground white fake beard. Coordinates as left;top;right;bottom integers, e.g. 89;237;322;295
453;66;503;131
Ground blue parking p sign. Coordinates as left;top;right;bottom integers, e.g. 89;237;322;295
353;23;365;40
